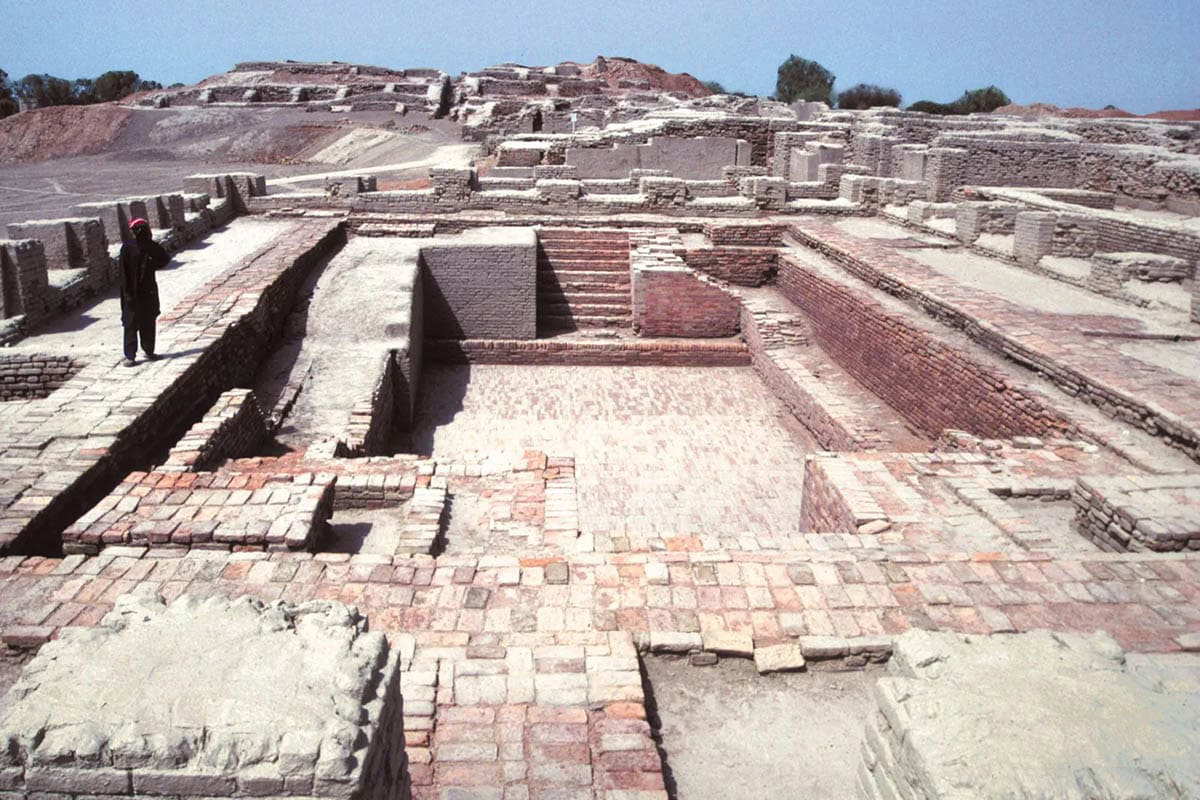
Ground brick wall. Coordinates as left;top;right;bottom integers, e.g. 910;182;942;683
680;247;777;286
629;231;739;338
345;349;400;457
420;232;537;340
799;460;858;532
740;305;887;451
632;268;740;337
0;354;84;401
704;222;788;247
161;388;268;472
776;253;1075;440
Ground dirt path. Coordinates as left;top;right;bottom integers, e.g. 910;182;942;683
644;656;879;799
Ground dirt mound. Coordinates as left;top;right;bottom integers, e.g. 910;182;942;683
1146;109;1200;121
581;56;712;98
0;104;133;164
995;102;1200;121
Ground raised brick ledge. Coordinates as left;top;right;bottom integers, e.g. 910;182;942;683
426;337;751;366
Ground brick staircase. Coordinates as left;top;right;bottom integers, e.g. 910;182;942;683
537;229;632;334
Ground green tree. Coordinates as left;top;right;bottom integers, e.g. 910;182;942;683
0;69;18;117
952;85;1011;114
837;83;902;109
701;80;726;94
92;70;160;102
907;100;958;115
774;55;835;104
14;74;77;107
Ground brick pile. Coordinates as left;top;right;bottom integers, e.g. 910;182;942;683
1073;473;1200;551
62;470;334;554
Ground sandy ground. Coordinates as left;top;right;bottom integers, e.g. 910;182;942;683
326;507;407;555
1005;497;1098;551
4;218;291;359
644;656;878;799
0;107;463;227
906;246;1195;331
1116;339;1200;379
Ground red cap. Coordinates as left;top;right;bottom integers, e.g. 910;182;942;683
128;218;149;231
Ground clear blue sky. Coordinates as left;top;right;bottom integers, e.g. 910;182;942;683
4;0;1197;113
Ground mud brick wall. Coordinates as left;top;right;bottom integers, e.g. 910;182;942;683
680;247;777;286
427;338;750;366
161;388;268;472
0;354;84;401
632;267;740;337
800;460;859;532
345;349;399;457
741;305;886;451
935;137;1082;189
1050;215;1099;257
955;202;1021;243
776;254;1075;440
420;238;536;340
0;239;50;327
704;222;788;247
1073;474;1200;552
1077;146;1200;211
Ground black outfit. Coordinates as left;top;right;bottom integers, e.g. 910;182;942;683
118;233;169;360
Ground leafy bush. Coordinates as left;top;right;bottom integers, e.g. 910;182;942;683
774;55;835;104
907;86;1011;115
953;85;1011;113
837;83;901;109
0;70;17;118
702;80;727;95
907;100;958;115
10;69;163;109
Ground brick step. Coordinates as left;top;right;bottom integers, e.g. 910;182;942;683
538;231;630;242
542;301;631;317
546;290;630;305
539;270;631;287
539;260;629;273
539;245;629;257
540;313;632;329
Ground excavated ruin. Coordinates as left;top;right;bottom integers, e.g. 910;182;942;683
0;56;1198;800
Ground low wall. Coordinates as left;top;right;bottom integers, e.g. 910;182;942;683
161;388;268;472
776;253;1075;440
704;222;789;247
680;247;777;286
740;305;886;451
0;354;84;401
420;227;537;340
630;231;739;338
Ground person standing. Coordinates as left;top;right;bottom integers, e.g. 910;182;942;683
118;218;169;366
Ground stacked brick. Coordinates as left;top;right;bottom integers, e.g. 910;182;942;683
776;251;1075;440
800;458;890;534
630;230;739;338
396;485;447;555
62;471;335;554
705;222;788;247
680;247;777;286
160;388;268;472
1073;473;1200;552
0;353;82;400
